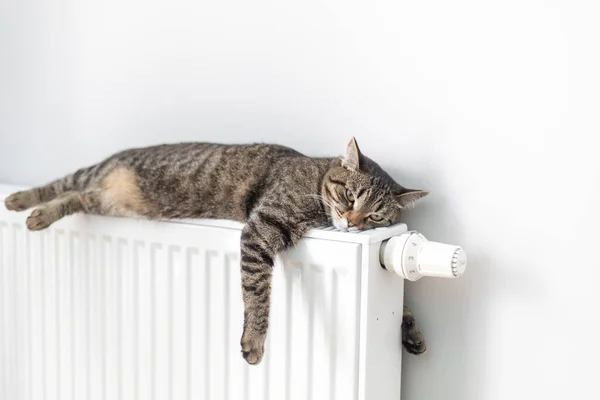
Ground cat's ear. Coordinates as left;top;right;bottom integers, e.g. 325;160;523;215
396;190;429;209
342;137;364;171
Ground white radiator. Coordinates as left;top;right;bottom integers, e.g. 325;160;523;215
0;185;465;400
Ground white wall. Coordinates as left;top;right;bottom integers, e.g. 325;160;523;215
1;1;599;399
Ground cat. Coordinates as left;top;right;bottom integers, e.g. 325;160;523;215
5;137;427;364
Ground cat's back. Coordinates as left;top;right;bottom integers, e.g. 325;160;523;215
112;142;304;168
110;142;308;220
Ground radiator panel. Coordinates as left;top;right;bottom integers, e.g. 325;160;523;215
0;212;364;400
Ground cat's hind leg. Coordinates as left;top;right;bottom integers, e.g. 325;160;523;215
25;190;99;231
5;164;105;212
5;184;60;211
24;165;153;231
402;305;426;355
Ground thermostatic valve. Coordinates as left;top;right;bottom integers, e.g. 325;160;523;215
379;232;467;281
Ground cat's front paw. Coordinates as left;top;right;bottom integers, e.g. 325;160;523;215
403;335;426;355
402;315;426;355
240;329;266;365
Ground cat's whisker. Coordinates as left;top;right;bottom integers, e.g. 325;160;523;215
302;194;336;211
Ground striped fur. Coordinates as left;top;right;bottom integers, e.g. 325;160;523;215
5;138;427;364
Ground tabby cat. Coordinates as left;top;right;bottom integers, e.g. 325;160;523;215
5;138;427;364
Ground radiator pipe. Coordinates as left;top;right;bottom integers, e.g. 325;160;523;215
379;232;467;281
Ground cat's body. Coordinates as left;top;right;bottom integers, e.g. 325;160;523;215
5;139;427;363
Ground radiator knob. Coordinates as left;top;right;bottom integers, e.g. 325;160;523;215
380;232;467;281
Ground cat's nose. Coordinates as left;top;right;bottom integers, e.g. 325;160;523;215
347;212;365;228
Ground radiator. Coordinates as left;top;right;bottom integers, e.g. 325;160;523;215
0;185;465;400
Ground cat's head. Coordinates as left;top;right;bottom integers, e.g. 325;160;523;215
322;138;428;231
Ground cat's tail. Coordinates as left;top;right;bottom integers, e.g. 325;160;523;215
4;162;108;211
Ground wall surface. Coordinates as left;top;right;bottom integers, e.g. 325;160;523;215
1;1;599;399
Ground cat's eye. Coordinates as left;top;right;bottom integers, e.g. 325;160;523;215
346;189;355;202
370;213;383;222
